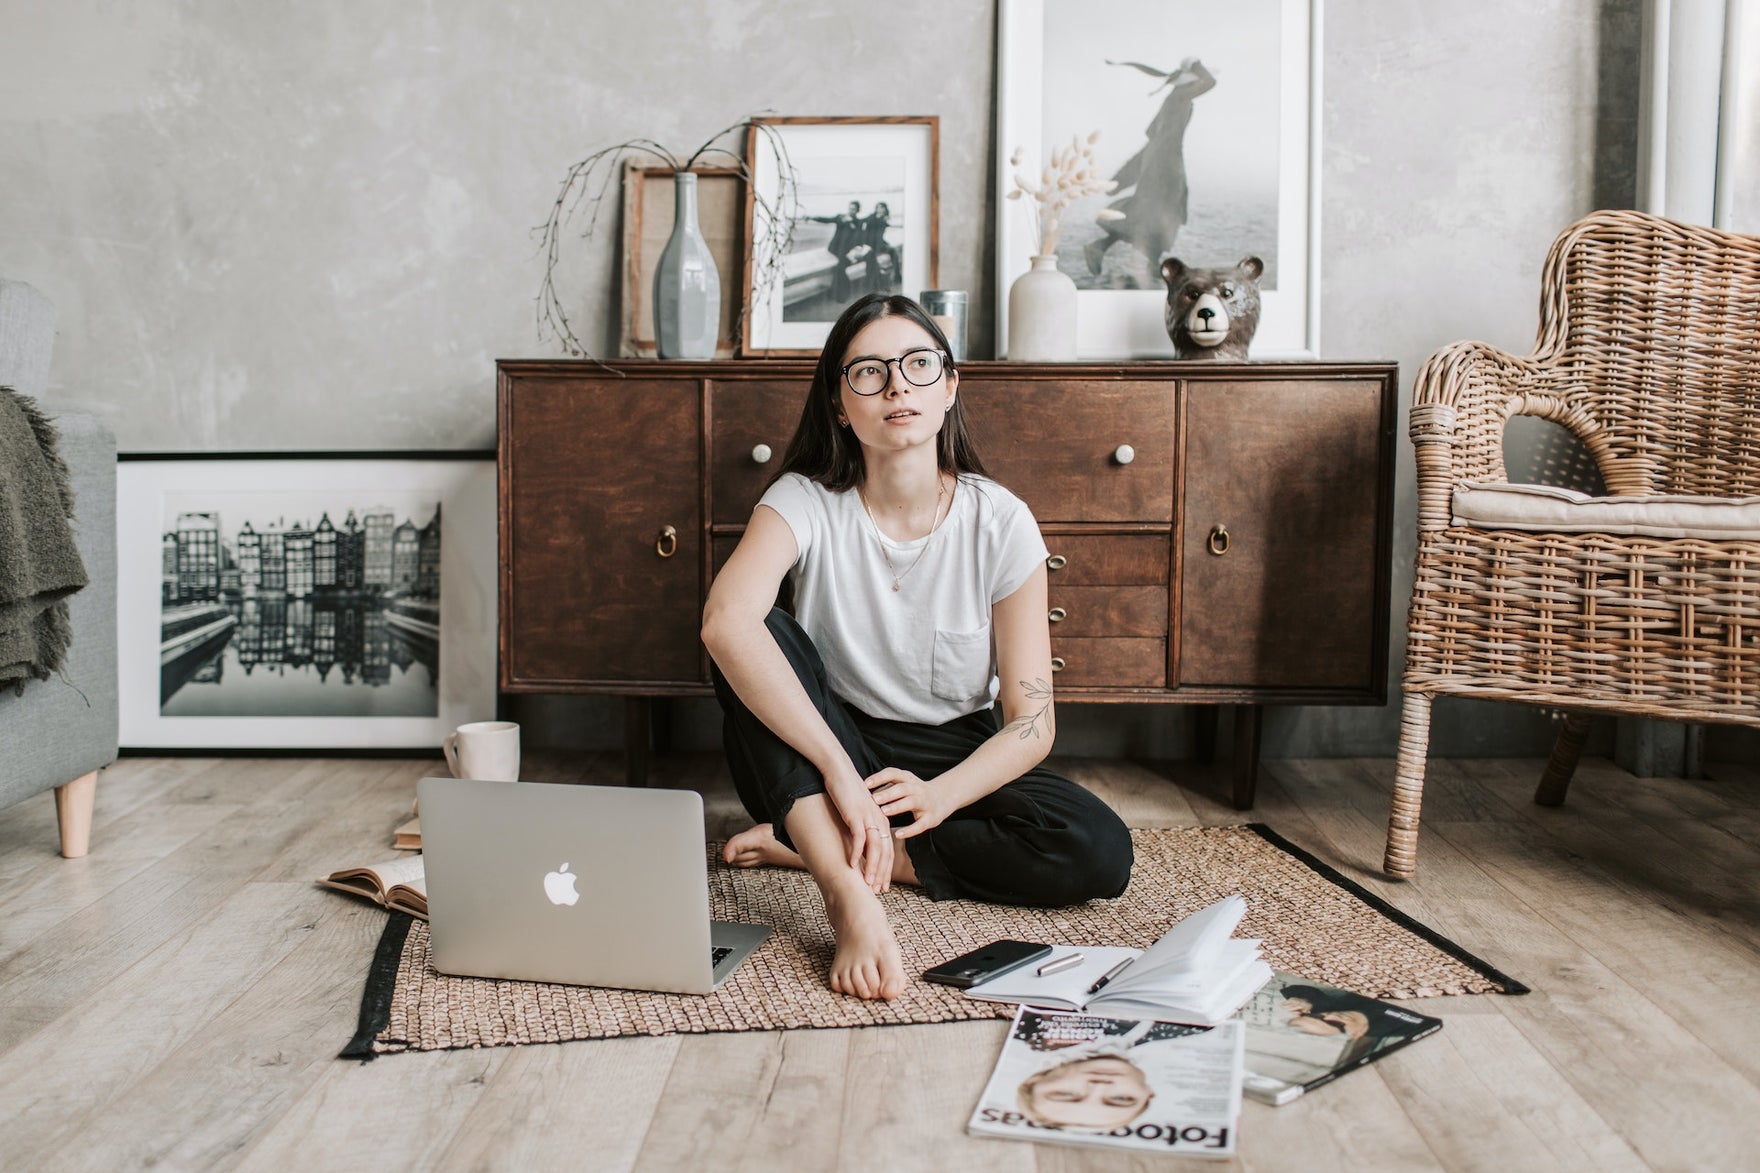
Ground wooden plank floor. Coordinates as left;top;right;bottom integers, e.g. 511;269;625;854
3;751;1757;1172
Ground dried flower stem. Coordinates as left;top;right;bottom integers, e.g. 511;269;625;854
1007;131;1120;258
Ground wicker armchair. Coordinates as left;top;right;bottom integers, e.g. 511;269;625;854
1385;209;1760;878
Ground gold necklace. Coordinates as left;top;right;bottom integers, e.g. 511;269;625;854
859;476;949;591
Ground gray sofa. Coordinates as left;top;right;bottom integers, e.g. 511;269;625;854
0;278;118;856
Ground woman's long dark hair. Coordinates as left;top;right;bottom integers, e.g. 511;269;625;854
769;293;988;493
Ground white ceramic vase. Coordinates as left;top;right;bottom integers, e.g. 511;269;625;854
1007;254;1077;361
653;172;721;360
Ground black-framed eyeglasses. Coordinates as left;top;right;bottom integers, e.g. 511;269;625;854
840;348;947;396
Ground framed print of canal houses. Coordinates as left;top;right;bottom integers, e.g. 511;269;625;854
115;453;496;749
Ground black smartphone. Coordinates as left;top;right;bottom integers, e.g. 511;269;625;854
923;940;1053;988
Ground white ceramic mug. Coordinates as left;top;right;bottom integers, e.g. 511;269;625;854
442;720;520;782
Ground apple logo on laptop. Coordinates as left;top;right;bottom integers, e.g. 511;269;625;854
544;863;580;907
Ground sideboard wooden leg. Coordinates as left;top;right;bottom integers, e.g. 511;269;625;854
1194;706;1219;764
651;696;675;757
623;698;651;788
1231;705;1262;810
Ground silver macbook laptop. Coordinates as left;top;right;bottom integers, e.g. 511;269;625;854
416;777;768;994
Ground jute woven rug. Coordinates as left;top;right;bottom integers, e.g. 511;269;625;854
343;824;1525;1058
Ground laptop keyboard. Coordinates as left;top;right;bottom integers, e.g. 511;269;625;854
711;946;734;967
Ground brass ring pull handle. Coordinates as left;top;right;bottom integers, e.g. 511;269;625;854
655;525;678;558
1051;656;1066;672
1046;553;1068;571
1048;607;1067;623
1207;524;1231;556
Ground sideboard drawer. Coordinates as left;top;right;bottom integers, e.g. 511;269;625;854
961;381;1175;523
711;381;805;525
1046;585;1167;638
1042;534;1170;584
1050;637;1167;688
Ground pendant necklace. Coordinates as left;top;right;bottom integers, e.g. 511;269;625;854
859;475;949;591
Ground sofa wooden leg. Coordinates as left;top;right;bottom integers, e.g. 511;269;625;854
1383;692;1432;879
1535;713;1593;807
54;770;97;859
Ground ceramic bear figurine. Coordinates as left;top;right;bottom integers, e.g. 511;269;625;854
1161;256;1263;360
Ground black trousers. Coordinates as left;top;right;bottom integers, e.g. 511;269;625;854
711;609;1133;907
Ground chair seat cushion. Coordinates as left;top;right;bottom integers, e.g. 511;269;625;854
1452;482;1760;540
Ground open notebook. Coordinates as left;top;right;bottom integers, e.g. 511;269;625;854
964;895;1271;1026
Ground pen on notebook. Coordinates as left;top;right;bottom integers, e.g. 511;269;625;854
1036;952;1084;977
1085;958;1132;995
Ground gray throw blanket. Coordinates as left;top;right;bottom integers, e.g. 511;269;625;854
0;386;88;691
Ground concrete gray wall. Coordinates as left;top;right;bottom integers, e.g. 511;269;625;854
9;0;1748;761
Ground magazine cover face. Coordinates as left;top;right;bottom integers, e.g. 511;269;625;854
969;1008;1243;1157
1238;972;1442;1103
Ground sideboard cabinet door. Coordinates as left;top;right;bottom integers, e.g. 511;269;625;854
502;378;703;687
1178;379;1385;693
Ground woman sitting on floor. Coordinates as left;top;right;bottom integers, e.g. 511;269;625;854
701;293;1133;1001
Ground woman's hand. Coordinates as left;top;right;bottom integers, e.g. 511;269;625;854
866;768;952;841
824;766;895;893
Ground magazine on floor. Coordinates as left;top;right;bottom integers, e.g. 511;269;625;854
1236;971;1443;1105
968;1006;1243;1158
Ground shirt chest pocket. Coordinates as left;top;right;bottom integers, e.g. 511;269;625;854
930;627;994;705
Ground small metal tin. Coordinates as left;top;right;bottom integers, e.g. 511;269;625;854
919;290;970;362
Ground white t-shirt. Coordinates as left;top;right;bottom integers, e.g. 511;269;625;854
757;472;1049;725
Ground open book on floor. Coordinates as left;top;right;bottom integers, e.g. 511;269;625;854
964;894;1272;1025
968;1006;1243;1158
318;855;428;920
1235;971;1442;1105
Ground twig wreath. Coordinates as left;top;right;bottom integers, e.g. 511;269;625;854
533;117;800;361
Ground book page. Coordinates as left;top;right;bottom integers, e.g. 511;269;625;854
324;854;426;893
1116;895;1247;982
968;1008;1242;1157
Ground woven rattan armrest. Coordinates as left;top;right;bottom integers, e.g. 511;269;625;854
1409;341;1608;533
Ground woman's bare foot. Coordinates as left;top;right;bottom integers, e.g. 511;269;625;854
823;880;906;1000
722;823;805;870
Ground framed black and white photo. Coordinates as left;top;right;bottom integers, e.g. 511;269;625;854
116;452;496;750
996;0;1321;358
742;116;939;356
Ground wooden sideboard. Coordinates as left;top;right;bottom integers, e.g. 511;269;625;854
498;360;1398;805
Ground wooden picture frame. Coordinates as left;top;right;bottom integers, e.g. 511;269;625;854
116;452;497;750
619;163;746;359
741;116;939;357
995;0;1321;358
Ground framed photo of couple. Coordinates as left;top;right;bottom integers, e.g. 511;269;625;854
740;116;940;356
995;0;1322;359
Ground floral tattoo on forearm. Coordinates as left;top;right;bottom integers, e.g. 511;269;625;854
1002;678;1054;740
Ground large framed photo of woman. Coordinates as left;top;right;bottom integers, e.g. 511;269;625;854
996;0;1321;358
742;116;939;356
115;452;497;750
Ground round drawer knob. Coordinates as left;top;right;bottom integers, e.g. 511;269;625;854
751;443;773;464
1051;656;1066;672
1046;553;1068;571
1113;444;1135;465
1048;607;1067;623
